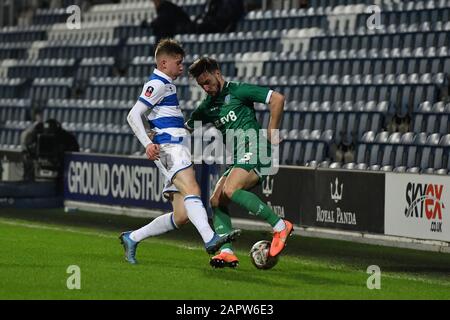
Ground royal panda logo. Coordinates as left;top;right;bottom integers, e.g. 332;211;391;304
316;177;357;226
404;182;445;233
330;178;343;203
259;176;284;218
262;176;274;197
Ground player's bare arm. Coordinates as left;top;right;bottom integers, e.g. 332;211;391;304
267;91;285;145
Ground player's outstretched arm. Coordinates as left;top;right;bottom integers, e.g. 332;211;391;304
127;101;160;160
267;91;285;145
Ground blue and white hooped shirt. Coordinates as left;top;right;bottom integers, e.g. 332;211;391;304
138;69;187;144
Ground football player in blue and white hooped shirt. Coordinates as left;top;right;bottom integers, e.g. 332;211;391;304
120;39;239;265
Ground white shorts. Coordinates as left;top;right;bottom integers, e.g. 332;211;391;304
154;142;192;198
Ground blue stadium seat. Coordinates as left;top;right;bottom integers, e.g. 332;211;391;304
29;78;72;102
380;132;402;167
404;132;427;168
430;134;450;169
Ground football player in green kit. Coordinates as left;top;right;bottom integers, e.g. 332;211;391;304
185;57;294;268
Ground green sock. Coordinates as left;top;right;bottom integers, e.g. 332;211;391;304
230;189;281;227
213;207;233;251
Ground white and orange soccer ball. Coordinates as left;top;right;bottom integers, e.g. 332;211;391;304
249;240;279;270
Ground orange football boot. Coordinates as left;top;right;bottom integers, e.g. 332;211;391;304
210;251;239;268
269;220;294;257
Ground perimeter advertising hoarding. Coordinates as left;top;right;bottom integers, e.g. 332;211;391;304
64;153;208;211
385;172;450;242
225;166;309;225
64;153;386;235
302;169;385;233
219;167;385;233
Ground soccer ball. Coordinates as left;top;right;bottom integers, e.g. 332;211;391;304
249;240;279;270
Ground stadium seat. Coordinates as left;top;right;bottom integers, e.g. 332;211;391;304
342;162;355;170
329;162;342;169
435;168;448;175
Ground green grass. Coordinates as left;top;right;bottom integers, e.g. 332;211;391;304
0;209;450;299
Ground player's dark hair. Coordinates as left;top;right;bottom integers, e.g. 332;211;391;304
188;57;220;78
155;39;185;59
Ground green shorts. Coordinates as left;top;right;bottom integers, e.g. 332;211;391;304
222;139;273;182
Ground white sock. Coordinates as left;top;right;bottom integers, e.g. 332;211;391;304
273;219;286;232
221;248;234;254
184;195;215;243
130;212;177;242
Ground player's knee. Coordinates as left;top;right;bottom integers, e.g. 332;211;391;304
173;214;189;226
223;185;238;200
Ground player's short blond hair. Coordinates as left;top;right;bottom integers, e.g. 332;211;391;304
154;39;185;60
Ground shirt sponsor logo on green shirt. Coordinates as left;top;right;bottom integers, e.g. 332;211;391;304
215;110;238;127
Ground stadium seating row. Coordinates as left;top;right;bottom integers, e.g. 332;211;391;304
0;26;47;43
355;131;450;170
7;59;76;79
0;99;30;123
412;102;450;134
239;8;450;33
306;30;450;52
73;131;142;155
260;56;450;78
280;129;333;166
355;8;450;30
3;51;450;82
306;160;449;175
2;26;450;63
1;76;443;116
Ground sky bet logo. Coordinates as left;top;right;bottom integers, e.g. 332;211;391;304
404;183;445;233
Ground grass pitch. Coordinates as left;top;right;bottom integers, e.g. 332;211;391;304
0;209;449;299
